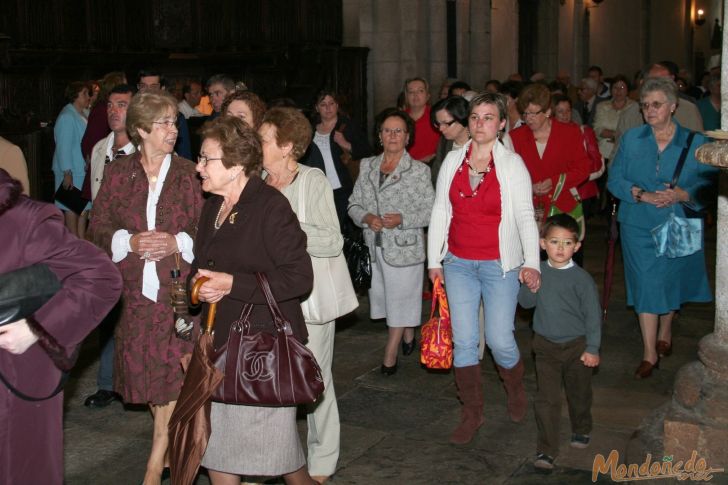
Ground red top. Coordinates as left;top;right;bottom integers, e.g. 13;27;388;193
447;148;501;260
509;120;590;215
407;105;440;161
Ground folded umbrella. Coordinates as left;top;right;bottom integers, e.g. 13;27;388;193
168;277;223;485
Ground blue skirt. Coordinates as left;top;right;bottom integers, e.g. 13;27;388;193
620;222;712;314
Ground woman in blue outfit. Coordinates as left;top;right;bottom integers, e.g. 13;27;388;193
52;81;91;238
607;77;717;379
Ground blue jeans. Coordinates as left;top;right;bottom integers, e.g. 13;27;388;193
442;252;521;368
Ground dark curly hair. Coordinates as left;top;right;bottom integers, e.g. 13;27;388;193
198;115;263;176
220;90;267;130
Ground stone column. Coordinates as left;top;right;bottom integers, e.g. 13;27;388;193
662;0;728;466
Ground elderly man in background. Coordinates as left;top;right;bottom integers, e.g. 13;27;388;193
136;69;192;160
177;81;205;119
611;61;704;159
574;78;603;127
83;83;136;409
205;73;235;119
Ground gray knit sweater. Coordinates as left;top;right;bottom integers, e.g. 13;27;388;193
518;261;602;355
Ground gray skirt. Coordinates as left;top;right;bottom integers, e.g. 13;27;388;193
368;247;424;327
201;402;305;476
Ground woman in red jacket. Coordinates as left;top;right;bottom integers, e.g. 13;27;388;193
506;84;591;244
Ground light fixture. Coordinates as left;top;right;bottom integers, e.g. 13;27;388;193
696;8;706;27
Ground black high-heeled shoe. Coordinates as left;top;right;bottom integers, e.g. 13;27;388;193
381;359;398;376
401;337;417;356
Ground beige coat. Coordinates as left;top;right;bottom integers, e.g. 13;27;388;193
0;137;29;195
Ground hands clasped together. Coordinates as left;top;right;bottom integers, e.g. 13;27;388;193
130;230;178;262
363;212;402;232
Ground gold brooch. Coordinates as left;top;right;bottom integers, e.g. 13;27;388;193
229;211;238;224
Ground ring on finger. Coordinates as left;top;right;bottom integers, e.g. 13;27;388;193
143;251;150;259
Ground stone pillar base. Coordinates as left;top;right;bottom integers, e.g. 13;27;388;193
663;333;728;466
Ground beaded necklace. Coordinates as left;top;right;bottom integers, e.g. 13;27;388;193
457;144;493;198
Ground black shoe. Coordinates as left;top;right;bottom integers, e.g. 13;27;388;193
381;359;398;376
84;389;121;408
401;337;416;356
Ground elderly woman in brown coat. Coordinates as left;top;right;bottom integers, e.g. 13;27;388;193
87;89;204;485
191;116;316;484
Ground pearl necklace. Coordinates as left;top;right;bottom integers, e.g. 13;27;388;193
214;201;226;230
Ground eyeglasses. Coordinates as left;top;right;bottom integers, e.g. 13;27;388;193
381;128;406;136
137;83;161;90
522;109;545;118
469;114;498;123
433;119;457;129
545;238;577;248
153;119;178;129
196;155;223;167
640;101;669;111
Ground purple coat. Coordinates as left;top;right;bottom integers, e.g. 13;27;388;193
87;153;204;404
0;169;122;484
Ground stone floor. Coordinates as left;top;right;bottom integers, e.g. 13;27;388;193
62;217;728;485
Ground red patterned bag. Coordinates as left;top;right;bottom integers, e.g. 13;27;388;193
420;277;453;369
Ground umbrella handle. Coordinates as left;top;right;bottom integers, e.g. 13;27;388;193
190;276;217;334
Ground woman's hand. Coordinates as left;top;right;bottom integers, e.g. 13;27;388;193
130;231;178;261
0;319;38;355
519;267;541;293
382;212;402;229
654;186;687;208
62;172;73;189
533;179;553;196
332;131;352;153
363;213;383;232
429;268;444;285
194;269;233;303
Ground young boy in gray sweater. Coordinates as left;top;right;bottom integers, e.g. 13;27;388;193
518;214;601;471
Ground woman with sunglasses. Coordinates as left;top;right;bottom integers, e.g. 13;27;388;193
428;93;540;445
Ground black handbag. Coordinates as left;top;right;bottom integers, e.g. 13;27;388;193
54;183;89;215
0;263;71;401
211;272;325;406
343;228;371;293
0;263;61;327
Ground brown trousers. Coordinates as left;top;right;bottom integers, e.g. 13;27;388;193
533;333;593;457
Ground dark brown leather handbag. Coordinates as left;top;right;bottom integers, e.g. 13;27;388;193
211;272;324;406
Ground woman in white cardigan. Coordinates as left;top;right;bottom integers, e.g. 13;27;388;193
428;93;540;445
261;107;345;484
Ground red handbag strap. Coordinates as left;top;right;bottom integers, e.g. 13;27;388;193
429;277;449;320
254;272;294;336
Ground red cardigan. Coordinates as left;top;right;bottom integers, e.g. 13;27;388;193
509;120;590;214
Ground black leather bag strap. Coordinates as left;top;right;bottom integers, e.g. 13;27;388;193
670;131;696;189
0;368;69;401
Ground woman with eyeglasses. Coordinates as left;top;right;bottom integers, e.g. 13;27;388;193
88;89;204;485
428;93;540;445
505;83;590;239
430;96;471;187
607;77;717;379
348;108;434;376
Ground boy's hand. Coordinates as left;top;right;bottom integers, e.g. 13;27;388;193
581;352;600;367
519;267;541;292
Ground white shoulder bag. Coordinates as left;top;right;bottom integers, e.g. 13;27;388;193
297;169;359;324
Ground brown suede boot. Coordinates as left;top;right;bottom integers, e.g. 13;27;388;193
497;358;527;423
449;365;484;445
